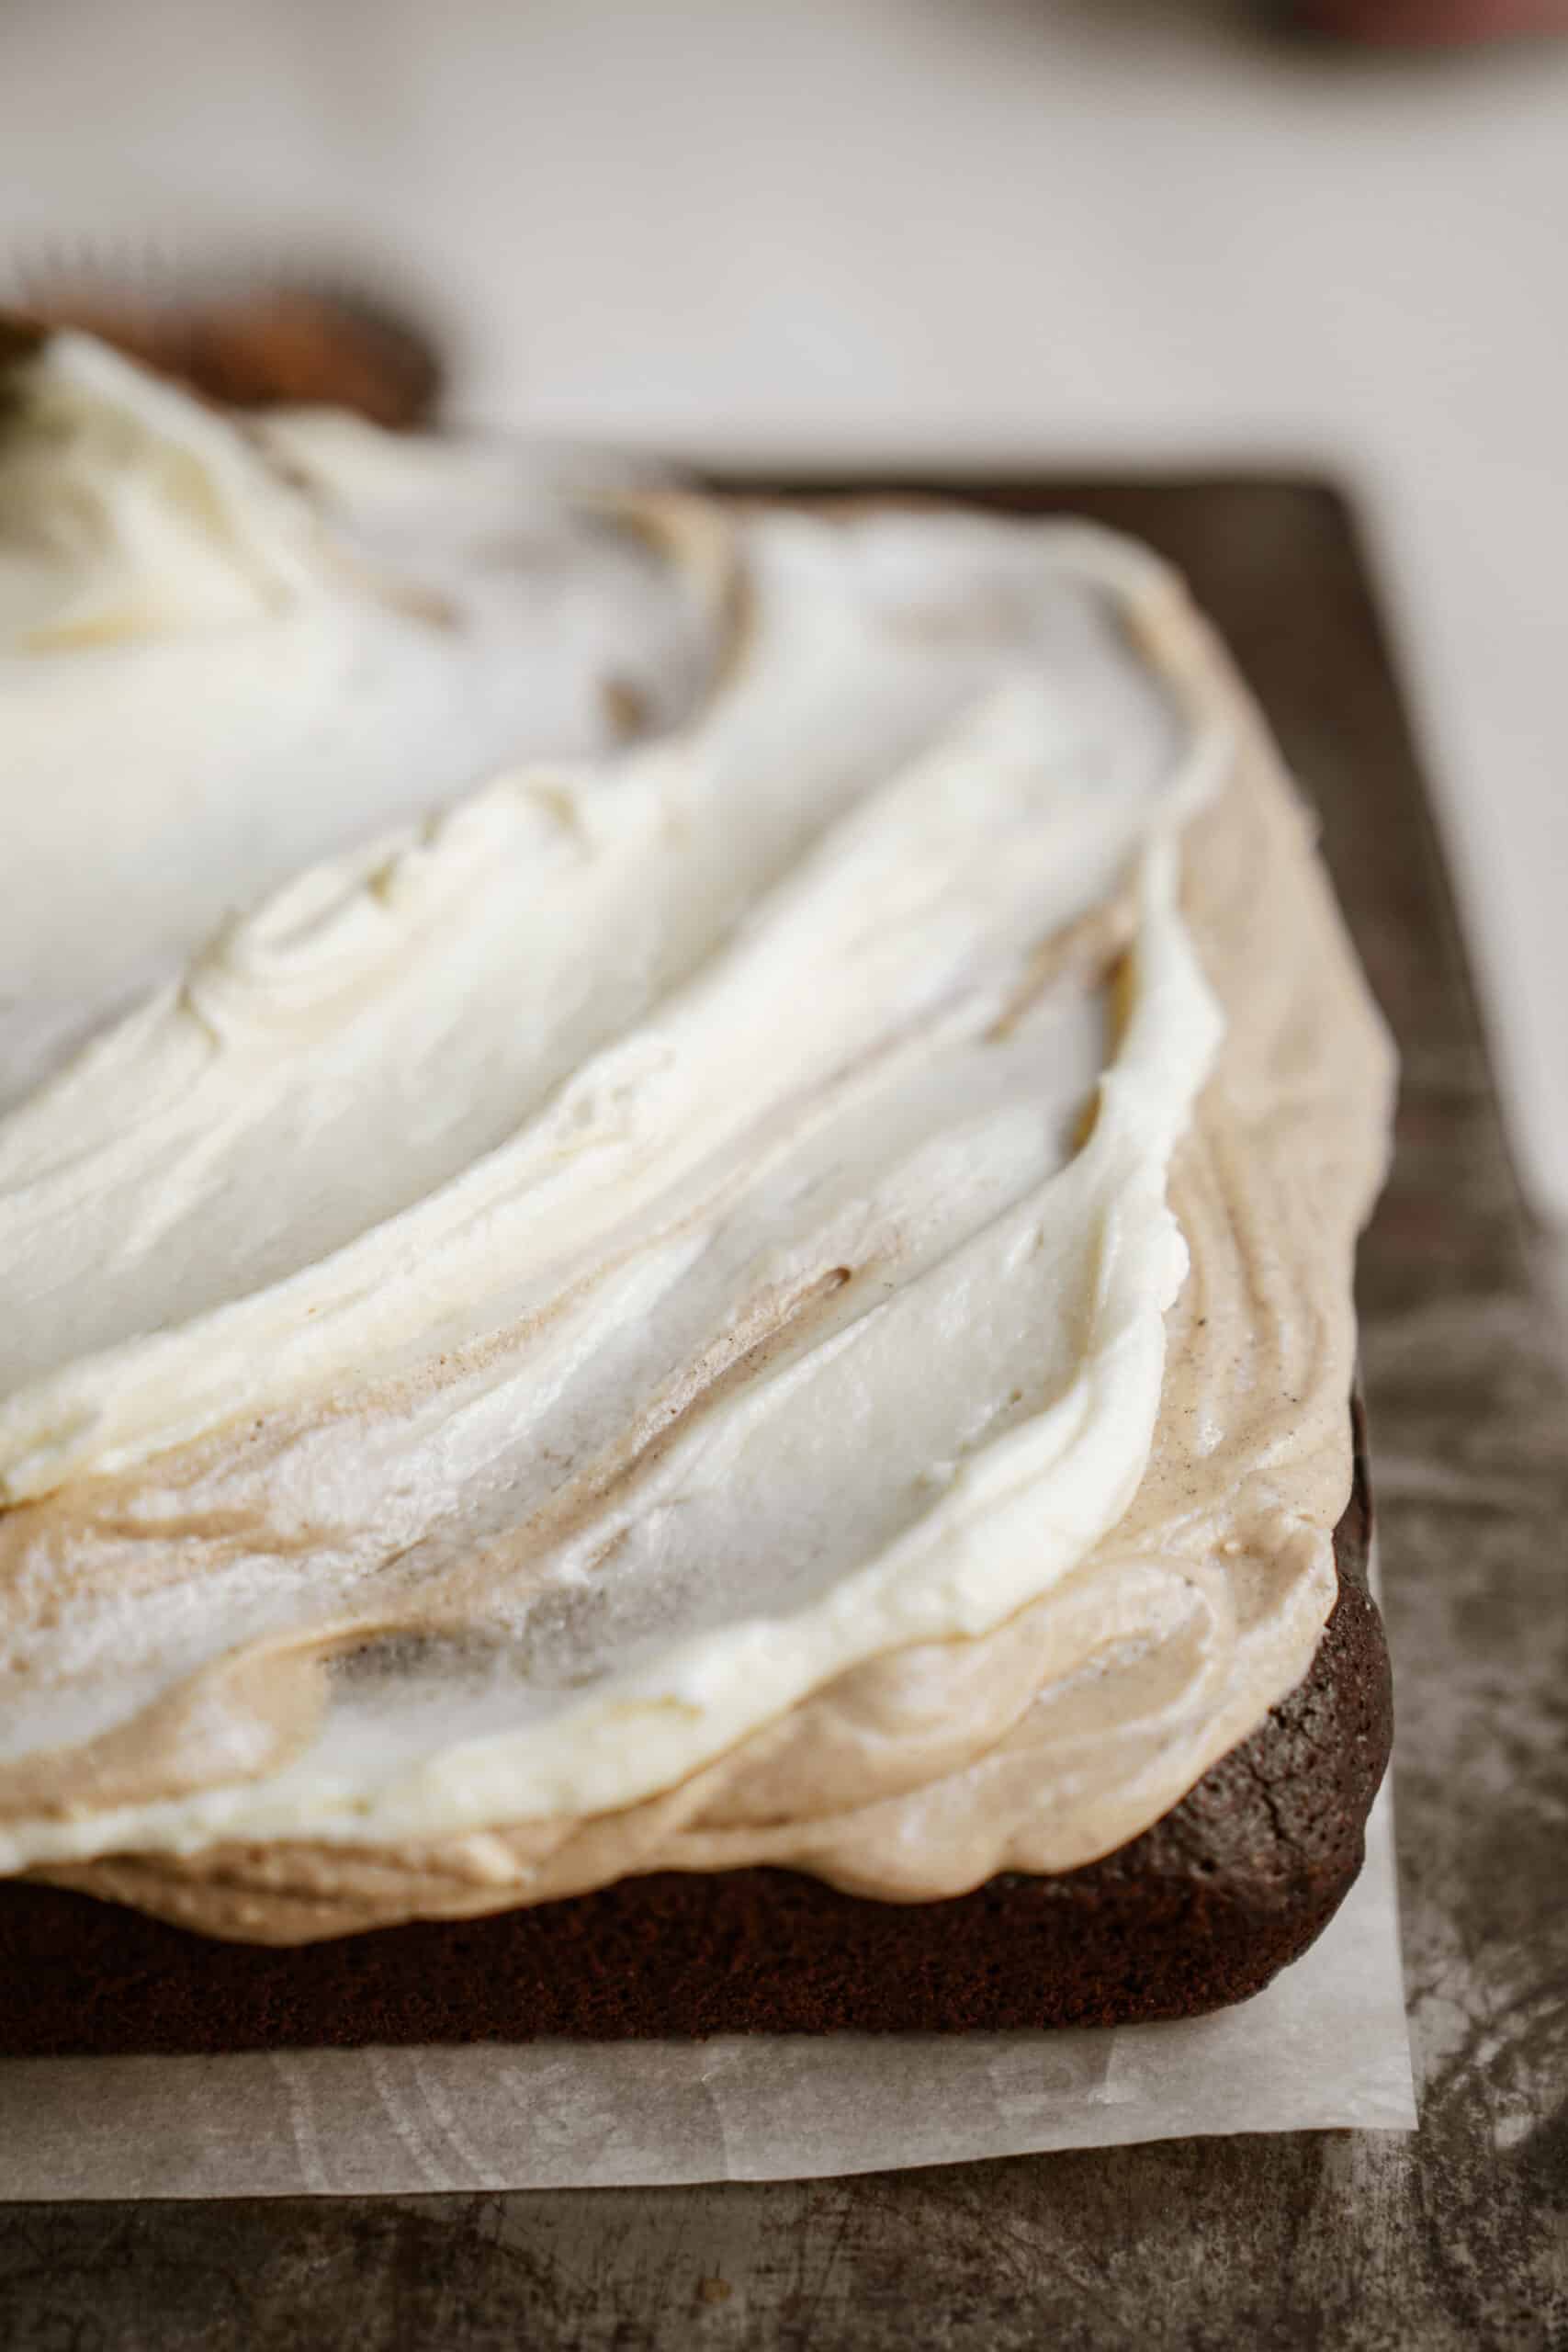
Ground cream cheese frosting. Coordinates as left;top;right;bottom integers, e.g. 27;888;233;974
0;331;725;1112
0;360;1395;1938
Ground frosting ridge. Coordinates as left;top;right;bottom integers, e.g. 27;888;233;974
0;334;723;1113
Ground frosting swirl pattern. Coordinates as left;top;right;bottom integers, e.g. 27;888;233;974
0;333;724;1111
0;354;1394;1939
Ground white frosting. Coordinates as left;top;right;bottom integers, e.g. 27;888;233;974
0;492;1230;1872
0;334;720;1111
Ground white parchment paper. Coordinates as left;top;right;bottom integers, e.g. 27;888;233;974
0;1778;1414;2199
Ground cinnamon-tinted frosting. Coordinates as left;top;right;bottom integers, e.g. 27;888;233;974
0;348;1394;1942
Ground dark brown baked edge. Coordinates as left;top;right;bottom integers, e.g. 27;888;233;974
0;1408;1390;2055
10;284;443;427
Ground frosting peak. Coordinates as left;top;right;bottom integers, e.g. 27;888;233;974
0;333;326;650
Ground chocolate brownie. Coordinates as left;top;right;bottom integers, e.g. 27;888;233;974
12;281;441;425
0;1411;1389;2057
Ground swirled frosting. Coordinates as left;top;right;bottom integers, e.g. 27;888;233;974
0;331;725;1112
0;354;1394;1940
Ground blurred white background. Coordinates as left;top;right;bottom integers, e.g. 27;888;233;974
4;0;1565;1217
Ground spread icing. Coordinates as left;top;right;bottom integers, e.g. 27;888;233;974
0;351;1394;1939
0;332;725;1114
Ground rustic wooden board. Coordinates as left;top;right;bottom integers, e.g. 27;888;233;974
2;478;1564;2351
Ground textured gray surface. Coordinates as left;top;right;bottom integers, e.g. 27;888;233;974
1;478;1564;2350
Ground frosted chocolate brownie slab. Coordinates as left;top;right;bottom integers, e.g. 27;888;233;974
0;344;1394;2030
0;1428;1385;2052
